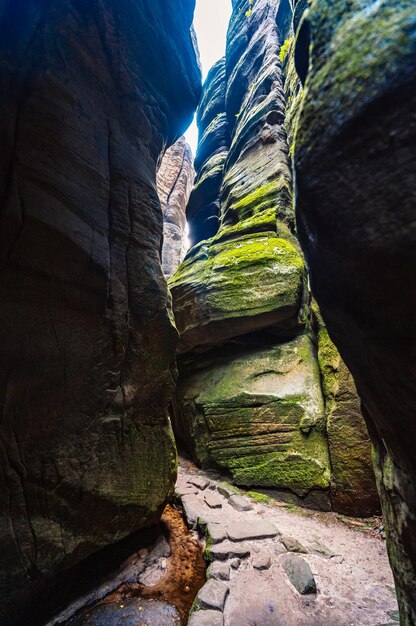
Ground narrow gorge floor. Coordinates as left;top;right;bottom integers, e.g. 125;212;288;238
178;457;399;626
55;457;399;626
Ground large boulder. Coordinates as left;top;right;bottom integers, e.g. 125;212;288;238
0;1;200;623
175;334;331;506
170;231;305;354
294;0;416;621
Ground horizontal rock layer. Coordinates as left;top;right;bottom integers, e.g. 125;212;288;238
170;0;378;516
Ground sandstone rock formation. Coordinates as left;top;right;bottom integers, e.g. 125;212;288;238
187;58;230;246
157;137;194;278
294;0;416;621
170;0;378;516
0;1;200;623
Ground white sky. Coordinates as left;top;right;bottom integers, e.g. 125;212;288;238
184;0;232;155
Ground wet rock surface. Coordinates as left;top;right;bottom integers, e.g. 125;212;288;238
178;457;398;625
66;599;181;626
53;504;206;626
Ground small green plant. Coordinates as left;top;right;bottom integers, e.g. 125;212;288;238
245;0;253;18
279;37;293;63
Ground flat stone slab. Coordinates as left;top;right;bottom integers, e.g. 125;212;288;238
227;520;278;541
182;494;203;528
208;561;230;581
70;598;181;625
253;554;272;570
283;554;317;595
228;495;253;512
188;476;209;490
281;535;308;554
217;482;240;499
206;522;227;544
204;492;223;509
175;484;198;497
209;542;250;561
197;579;229;611
188;609;224;626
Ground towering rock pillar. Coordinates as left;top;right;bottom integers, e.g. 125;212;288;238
294;0;416;620
170;0;332;509
170;0;379;518
157;137;195;278
0;1;201;622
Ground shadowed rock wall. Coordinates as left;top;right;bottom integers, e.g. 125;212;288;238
293;0;416;621
0;1;201;622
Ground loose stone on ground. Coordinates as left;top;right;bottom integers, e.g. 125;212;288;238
188;609;224;626
197;579;229;610
283;554;317;595
177;457;398;626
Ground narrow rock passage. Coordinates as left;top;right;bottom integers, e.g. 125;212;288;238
60;505;206;626
177;457;399;626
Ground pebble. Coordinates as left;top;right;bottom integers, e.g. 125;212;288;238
281;535;308;554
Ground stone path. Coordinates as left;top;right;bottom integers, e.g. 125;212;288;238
177;458;399;626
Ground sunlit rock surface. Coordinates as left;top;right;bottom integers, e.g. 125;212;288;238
157;137;194;278
187;58;230;246
0;1;201;623
294;0;416;621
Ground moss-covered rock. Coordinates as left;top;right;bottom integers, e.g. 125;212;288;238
174;335;330;500
317;325;379;517
294;0;416;620
170;232;305;353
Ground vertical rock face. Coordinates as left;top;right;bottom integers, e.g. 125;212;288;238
157;137;194;278
294;0;416;621
187;58;230;246
313;306;380;517
170;0;378;515
0;1;200;622
170;0;377;515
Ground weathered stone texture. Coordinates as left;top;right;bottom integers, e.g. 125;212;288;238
0;1;201;623
157;137;194;278
294;0;416;621
170;0;379;520
187;58;230;246
176;336;330;496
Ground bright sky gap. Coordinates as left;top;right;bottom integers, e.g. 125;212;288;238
184;0;232;155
